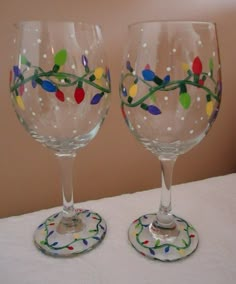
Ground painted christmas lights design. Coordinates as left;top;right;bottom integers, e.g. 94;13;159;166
35;209;106;255
129;214;197;259
120;56;221;118
10;49;111;110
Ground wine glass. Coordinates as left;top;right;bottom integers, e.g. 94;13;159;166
120;21;221;261
9;21;111;257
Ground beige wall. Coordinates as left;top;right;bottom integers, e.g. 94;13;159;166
0;0;235;218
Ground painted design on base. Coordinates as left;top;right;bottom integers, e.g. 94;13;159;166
128;213;199;262
34;208;107;257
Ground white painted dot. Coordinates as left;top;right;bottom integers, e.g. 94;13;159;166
54;106;60;111
34;125;38;129
127;111;131;115
38;97;43;102
24;87;28;93
85;49;89;55
32;112;36;116
140;28;144;32
89;121;92;124
127;54;130;58
22;49;27;54
137;124;141;129
213;51;216;57
70;34;75;38
200;116;204;120
142;43;147;48
37;38;42;44
53;125;57;129
198;40;202;45
197;97;201;102
13;39;16;44
43;54;47;58
208;72;211;76
181;116;185;121
73;116;77;120
189;129;194;134
167;127;172;131
73;130;77;134
71;64;76;69
164;96;168;101
132;71;136;76
172;48;177;53
60;79;65;83
166;67;171;72
143;116;147;120
100;59;104;64
35;28;39;32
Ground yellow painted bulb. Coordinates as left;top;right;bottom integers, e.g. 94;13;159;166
206;101;213;117
129;84;138;98
94;67;104;80
16;96;25;110
182;63;190;72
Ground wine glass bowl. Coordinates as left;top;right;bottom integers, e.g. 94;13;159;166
10;21;111;256
120;21;221;261
11;22;110;153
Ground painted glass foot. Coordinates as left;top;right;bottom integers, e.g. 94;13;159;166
34;209;107;257
128;213;198;261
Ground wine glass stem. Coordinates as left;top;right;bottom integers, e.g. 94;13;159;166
56;153;76;219
156;155;177;228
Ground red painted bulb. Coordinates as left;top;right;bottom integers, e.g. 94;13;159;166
74;87;85;104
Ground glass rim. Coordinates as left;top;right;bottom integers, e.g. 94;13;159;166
128;20;216;29
14;20;102;30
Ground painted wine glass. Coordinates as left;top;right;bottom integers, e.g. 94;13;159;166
10;21;111;256
120;21;221;261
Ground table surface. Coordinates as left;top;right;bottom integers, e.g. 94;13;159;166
0;174;235;284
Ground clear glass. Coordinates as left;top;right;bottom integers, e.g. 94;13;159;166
10;21;111;256
120;21;221;261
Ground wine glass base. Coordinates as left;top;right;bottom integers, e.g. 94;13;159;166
128;213;198;262
34;208;107;257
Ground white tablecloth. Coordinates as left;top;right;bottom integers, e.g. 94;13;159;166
0;174;235;284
